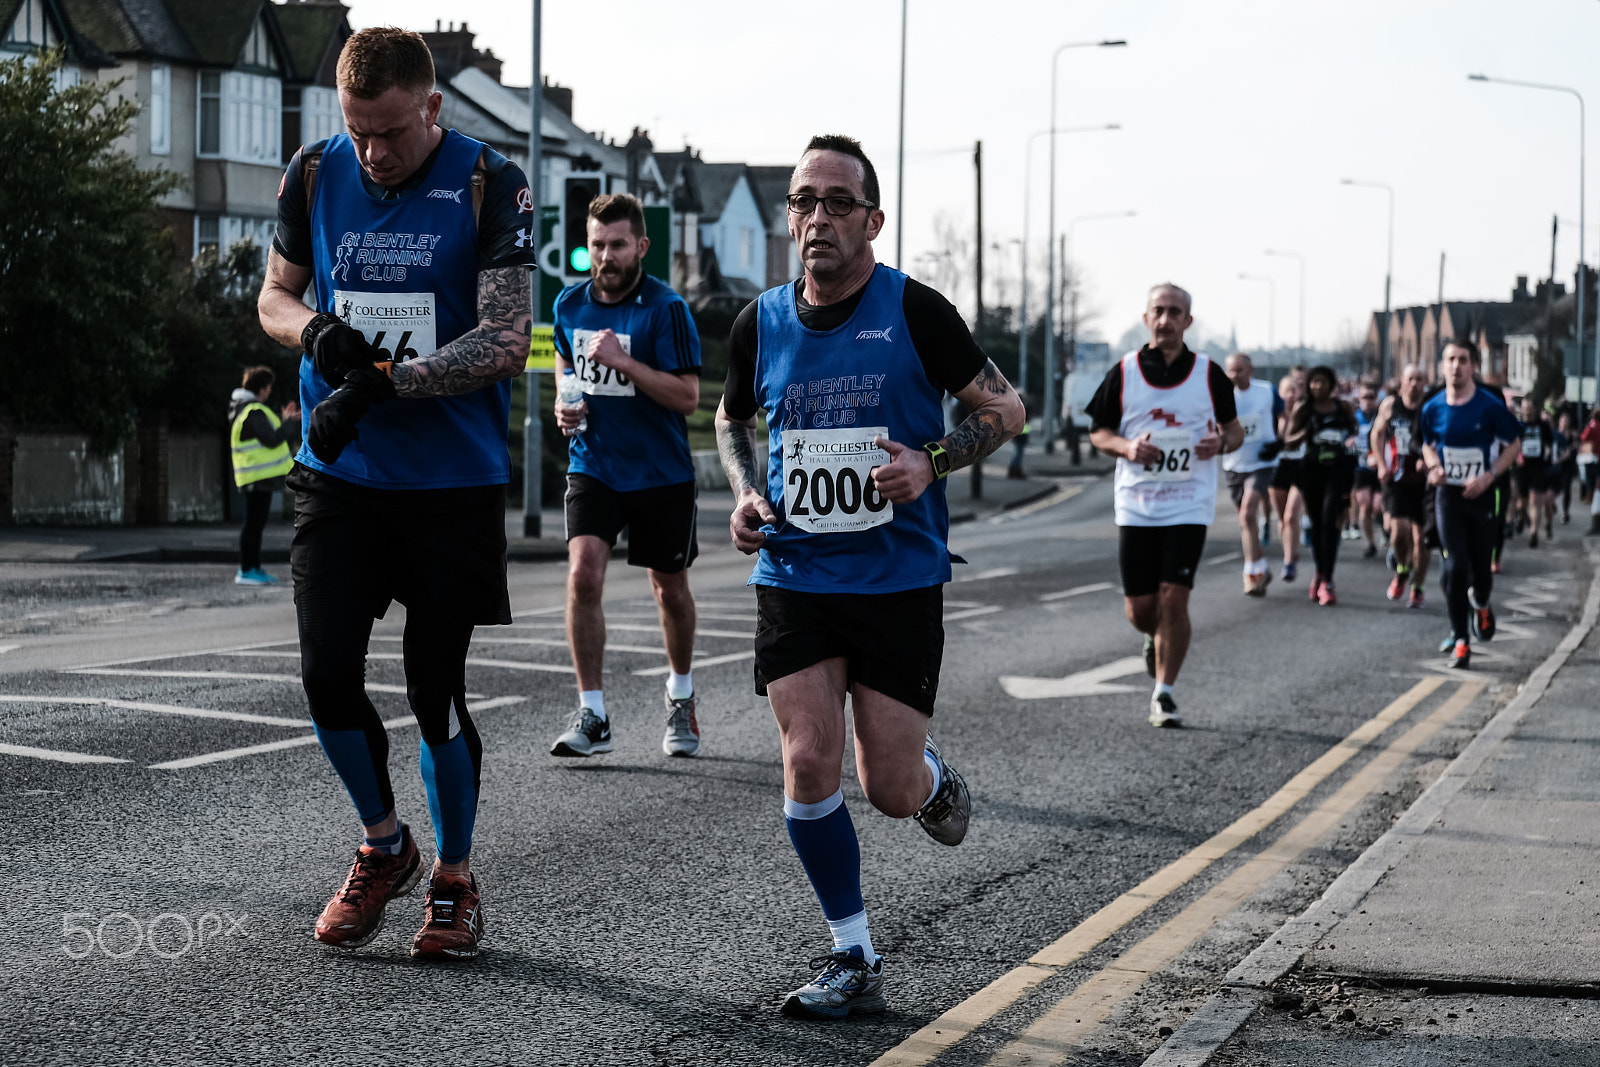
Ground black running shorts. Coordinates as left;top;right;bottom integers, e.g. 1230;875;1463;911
752;584;943;715
1270;458;1301;491
1383;479;1426;524
1225;468;1274;509
564;473;699;574
1512;462;1549;497
1353;468;1381;493
1118;523;1208;598
287;464;511;626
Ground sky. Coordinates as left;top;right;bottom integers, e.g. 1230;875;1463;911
345;0;1600;353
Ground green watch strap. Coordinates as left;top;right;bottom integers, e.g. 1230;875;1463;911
922;441;951;478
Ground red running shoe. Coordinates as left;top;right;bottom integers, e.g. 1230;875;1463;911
1450;639;1472;669
1407;586;1425;609
411;872;485;959
1386;574;1404;601
1309;575;1323;601
1317;581;1337;606
314;826;422;948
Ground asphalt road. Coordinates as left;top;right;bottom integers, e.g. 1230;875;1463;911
2;478;1588;1067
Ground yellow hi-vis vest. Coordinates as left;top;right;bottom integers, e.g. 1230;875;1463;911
230;402;294;488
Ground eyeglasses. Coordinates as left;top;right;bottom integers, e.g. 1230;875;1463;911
786;193;876;217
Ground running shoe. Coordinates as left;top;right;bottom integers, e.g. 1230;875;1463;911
1362;543;1378;560
1470;602;1496;643
662;692;700;758
913;736;970;847
1386;575;1404;602
781;946;886;1019
1317;581;1337;606
1245;572;1269;598
1529;532;1540;548
313;826;423;948
410;872;485;959
1408;586;1425;609
1148;691;1183;728
234;568;278;586
1449;639;1472;670
550;707;612;757
1308;575;1323;601
1242;574;1255;597
1439;632;1458;654
1142;634;1156;678
1281;561;1297;583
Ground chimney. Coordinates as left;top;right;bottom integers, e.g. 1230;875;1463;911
541;77;573;118
1514;274;1529;302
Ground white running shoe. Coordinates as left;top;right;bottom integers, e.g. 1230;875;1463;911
1148;692;1183;728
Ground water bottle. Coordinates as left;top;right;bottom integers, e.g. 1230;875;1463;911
556;369;587;435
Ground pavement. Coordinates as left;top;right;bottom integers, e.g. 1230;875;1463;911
0;449;1111;565
1145;539;1600;1066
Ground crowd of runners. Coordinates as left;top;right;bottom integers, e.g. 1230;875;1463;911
242;23;1600;1023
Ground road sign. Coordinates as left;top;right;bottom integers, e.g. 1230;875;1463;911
527;324;557;371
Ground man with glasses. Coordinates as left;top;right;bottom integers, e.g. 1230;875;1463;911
715;134;1023;1018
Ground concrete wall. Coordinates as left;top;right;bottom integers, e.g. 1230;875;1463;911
11;434;124;525
167;433;224;523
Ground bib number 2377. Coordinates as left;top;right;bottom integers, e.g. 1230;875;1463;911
781;427;893;534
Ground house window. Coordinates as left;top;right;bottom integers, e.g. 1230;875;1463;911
198;70;281;165
195;215;274;267
302;86;341;145
740;227;754;269
4;0;59;49
149;64;170;155
239;16;279;73
196;216;220;259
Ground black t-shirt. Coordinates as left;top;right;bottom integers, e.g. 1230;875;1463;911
272;131;537;273
1084;346;1237;432
722;276;989;421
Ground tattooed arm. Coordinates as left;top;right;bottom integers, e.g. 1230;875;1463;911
389;267;532;398
870;359;1026;504
715;398;778;554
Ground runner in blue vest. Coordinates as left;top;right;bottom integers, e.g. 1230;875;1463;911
257;28;534;960
1420;342;1522;669
715;135;1023;1018
548;193;704;759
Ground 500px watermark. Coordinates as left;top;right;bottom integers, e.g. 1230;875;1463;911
60;911;249;960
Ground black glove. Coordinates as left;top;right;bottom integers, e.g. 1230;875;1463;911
302;313;380;391
1259;440;1283;461
307;365;396;464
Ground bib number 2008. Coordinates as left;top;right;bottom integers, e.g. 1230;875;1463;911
781;427;893;534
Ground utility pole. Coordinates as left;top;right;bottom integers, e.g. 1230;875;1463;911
522;0;543;537
1436;251;1445;380
895;0;907;269
1545;215;1559;403
971;139;983;500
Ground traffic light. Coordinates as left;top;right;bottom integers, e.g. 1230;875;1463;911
562;174;604;279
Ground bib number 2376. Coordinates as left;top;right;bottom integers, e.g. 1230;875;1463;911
571;329;636;397
781;427;893;534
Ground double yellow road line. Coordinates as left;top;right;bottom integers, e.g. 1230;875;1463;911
873;675;1486;1067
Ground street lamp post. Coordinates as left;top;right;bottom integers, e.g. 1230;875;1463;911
1044;38;1126;452
895;0;907;268
1341;178;1394;380
522;0;543;537
1469;74;1587;404
1263;248;1305;356
1018;123;1119;398
1238;273;1276;351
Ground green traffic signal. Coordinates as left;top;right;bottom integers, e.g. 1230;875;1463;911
569;247;591;273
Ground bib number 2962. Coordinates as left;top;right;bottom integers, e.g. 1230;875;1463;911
781;427;893;534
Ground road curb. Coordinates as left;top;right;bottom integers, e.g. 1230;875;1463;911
1142;543;1600;1067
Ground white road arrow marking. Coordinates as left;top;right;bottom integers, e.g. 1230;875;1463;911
1040;582;1116;602
1001;656;1148;700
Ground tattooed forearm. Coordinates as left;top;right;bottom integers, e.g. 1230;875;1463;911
716;417;766;495
942;409;1009;470
390;267;533;398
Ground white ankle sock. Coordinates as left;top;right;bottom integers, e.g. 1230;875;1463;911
1153;682;1174;699
922;748;942;809
827;910;877;964
580;690;606;719
666;671;693;700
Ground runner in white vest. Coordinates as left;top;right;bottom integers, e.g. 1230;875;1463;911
1086;284;1243;727
1221;353;1283;597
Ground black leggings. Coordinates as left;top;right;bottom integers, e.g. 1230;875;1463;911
1436;486;1497;640
239;490;272;573
1296;460;1353;581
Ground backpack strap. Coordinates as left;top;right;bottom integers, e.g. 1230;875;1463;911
302;145;325;219
470;147;488;227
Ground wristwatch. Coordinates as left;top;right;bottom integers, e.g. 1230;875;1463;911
922;441;951;478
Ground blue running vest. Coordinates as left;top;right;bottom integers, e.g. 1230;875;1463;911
298;131;510;489
750;265;952;593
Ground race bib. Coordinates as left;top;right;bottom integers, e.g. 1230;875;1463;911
1314;428;1346;446
1392;424;1412;457
571;329;637;397
334;291;436;361
1239;417;1262;442
781;427;893;534
1137;429;1196;483
1522;433;1543;459
1442;445;1485;487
